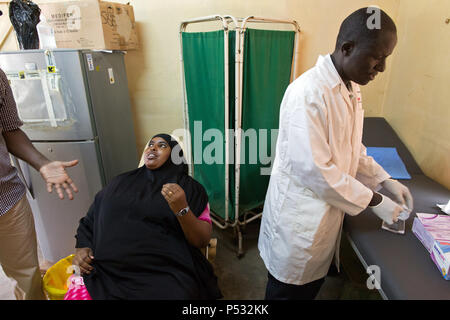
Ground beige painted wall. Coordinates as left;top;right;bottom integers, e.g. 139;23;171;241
1;0;397;152
0;0;399;151
119;0;400;153
381;0;450;189
18;1;450;185
2;0;447;188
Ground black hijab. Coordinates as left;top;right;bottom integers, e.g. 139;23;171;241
145;133;208;217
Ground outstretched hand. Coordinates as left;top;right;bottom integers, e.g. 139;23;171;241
39;160;79;200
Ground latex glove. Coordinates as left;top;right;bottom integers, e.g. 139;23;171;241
381;179;414;211
398;204;412;221
370;194;403;225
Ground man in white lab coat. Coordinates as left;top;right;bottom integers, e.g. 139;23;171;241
258;7;414;299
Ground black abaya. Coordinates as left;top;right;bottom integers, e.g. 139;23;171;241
75;140;221;300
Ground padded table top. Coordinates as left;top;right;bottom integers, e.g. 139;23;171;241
343;118;450;300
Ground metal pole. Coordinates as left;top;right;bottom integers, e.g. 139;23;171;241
178;24;193;176
224;25;230;224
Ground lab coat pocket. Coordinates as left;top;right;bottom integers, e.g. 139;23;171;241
282;187;328;242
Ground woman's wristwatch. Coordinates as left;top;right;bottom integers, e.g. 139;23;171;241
176;206;190;217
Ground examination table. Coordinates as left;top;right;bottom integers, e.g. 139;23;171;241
343;117;450;300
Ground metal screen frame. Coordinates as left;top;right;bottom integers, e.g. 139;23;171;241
179;15;300;256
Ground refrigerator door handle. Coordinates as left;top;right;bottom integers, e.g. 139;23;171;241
10;155;35;199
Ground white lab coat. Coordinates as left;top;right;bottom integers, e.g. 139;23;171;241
258;54;390;285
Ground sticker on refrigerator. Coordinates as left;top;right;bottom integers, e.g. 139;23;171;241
25;71;40;79
49;74;60;92
6;71;40;80
108;68;115;84
86;54;94;71
45;50;57;74
25;63;37;71
6;72;20;80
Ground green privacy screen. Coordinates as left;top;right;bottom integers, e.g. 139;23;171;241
182;28;294;221
182;30;235;220
239;29;294;216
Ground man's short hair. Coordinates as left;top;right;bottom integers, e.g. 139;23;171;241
335;7;397;49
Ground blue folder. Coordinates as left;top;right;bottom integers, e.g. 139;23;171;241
366;147;411;180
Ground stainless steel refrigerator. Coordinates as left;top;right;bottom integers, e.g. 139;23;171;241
0;49;138;262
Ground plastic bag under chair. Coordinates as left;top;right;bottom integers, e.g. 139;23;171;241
64;275;92;300
9;0;41;50
42;254;74;300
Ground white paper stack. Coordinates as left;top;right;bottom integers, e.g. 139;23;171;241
437;199;450;215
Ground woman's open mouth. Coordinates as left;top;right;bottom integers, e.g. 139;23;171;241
369;72;378;80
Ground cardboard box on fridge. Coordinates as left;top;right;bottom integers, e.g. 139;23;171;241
0;1;18;50
38;0;139;50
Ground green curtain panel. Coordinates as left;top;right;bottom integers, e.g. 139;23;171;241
182;30;236;220
182;28;294;220
239;28;295;215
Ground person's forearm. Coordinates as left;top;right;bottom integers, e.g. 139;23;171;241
2;129;50;171
176;211;212;248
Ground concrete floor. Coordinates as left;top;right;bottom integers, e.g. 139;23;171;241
211;219;382;300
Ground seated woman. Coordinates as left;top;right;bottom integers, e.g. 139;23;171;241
71;134;222;300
